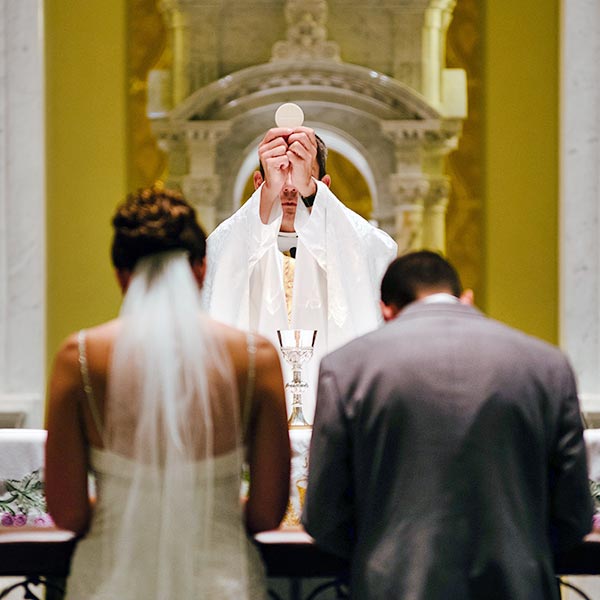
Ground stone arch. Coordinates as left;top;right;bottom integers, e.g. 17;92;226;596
231;125;378;225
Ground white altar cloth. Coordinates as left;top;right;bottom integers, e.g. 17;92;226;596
0;428;51;528
0;429;46;480
0;427;598;531
585;429;600;482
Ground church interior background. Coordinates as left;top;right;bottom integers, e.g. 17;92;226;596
1;0;599;596
1;0;597;483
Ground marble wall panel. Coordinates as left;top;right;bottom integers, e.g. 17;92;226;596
327;8;396;73
0;0;45;427
218;2;285;72
561;0;600;416
165;0;440;95
0;1;7;389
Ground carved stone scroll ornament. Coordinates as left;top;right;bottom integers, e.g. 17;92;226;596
389;174;430;254
180;122;230;232
185;122;231;177
423;176;451;250
382;120;460;253
271;0;340;62
182;175;221;233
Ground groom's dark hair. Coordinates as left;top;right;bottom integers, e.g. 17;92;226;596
381;250;463;310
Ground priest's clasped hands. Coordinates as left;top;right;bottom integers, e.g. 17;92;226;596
258;126;319;204
255;103;332;227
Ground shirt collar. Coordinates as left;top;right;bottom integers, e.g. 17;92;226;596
420;292;460;305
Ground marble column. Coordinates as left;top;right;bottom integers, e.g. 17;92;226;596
388;173;429;254
154;123;187;185
383;122;428;253
423;176;450;251
422;0;457;108
0;0;45;427
561;5;600;595
560;0;600;416
183;122;231;233
420;125;459;251
383;120;459;255
159;1;191;107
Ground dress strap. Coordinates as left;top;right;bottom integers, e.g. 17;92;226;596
243;332;257;439
77;329;105;442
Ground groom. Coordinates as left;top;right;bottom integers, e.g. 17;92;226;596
303;250;593;600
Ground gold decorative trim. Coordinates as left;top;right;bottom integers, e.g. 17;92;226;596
127;0;168;189
446;0;483;299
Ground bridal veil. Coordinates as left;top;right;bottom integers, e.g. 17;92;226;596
95;250;252;597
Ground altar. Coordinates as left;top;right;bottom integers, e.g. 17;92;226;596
0;428;599;599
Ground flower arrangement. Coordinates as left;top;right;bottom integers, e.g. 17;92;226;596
0;469;54;527
589;479;600;531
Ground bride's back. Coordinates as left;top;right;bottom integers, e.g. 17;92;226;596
78;315;252;459
45;186;290;599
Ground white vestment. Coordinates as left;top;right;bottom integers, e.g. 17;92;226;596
203;180;397;423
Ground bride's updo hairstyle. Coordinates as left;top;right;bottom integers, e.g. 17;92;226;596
111;185;206;271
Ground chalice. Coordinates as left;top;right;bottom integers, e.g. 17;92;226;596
277;329;317;428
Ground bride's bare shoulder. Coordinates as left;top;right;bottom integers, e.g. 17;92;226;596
54;319;120;358
84;318;121;338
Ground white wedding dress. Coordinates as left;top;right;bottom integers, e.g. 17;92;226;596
65;320;268;599
65;447;267;599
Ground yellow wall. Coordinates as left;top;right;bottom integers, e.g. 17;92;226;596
483;1;559;343
45;1;128;368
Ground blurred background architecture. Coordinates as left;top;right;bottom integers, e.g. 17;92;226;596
1;0;599;434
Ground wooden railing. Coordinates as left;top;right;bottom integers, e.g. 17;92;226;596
0;528;599;600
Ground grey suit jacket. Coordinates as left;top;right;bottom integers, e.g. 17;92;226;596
302;301;593;600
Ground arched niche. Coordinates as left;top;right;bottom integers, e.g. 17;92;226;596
154;59;462;253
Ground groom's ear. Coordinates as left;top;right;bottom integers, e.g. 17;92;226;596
380;300;400;322
460;289;474;306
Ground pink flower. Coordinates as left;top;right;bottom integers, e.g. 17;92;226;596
1;513;14;526
13;514;27;527
34;515;53;527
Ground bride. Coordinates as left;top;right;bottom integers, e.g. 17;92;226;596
45;185;291;599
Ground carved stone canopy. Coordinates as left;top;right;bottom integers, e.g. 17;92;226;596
171;60;438;122
155;59;461;252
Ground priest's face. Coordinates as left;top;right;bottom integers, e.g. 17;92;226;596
279;180;301;232
278;162;321;233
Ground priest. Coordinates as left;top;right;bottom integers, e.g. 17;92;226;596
203;125;398;424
